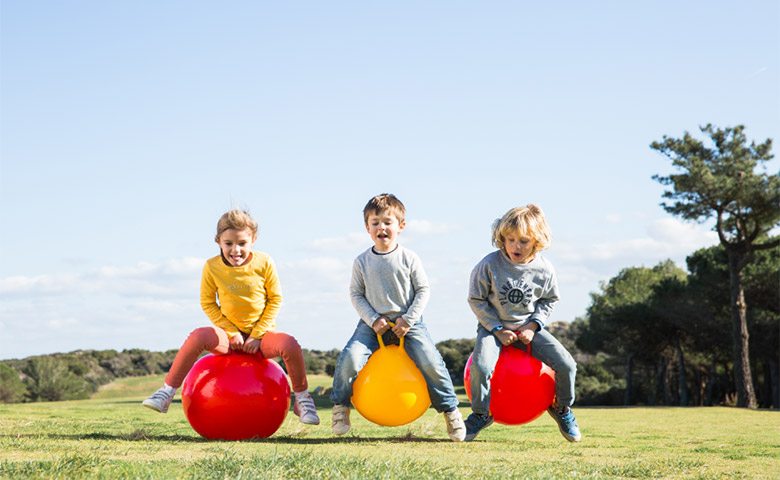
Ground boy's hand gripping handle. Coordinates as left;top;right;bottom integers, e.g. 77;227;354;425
376;321;404;349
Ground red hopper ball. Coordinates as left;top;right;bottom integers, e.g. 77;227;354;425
464;345;555;425
181;352;290;440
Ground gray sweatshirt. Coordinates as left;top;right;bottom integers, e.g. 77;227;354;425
350;245;430;326
468;250;559;331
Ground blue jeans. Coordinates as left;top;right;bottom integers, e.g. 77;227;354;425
330;320;459;413
469;325;577;416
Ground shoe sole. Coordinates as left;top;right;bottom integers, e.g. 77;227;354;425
557;427;581;442
141;401;168;414
548;410;581;442
463;419;493;442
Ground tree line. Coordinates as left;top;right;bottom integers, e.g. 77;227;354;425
573;242;777;408
0;348;344;403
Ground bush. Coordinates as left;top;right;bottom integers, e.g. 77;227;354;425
437;338;476;385
23;356;90;401
0;364;27;403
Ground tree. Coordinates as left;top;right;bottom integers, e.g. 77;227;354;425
578;261;686;405
23;357;89;402
651;124;780;408
0;364;27;403
686;246;734;405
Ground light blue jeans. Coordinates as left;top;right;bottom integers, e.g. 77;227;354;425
469;325;577;416
330;320;459;413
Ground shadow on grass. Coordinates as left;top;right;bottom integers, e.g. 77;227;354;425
0;432;451;444
111;396;472;411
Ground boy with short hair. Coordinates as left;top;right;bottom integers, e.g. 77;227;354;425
329;193;466;442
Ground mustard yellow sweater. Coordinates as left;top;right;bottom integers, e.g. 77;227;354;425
199;251;282;339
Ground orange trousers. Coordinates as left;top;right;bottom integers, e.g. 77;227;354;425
164;326;308;392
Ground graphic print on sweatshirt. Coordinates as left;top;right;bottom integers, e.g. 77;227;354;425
498;278;534;307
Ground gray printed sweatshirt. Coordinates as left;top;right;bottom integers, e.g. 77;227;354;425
350;245;430;326
468;250;559;331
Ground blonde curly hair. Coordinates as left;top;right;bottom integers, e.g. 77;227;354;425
491;204;551;254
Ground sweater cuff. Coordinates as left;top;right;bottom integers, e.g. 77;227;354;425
530;318;545;330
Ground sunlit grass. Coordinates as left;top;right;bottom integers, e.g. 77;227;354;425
1;375;778;479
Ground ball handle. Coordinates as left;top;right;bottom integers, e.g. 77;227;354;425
376;321;404;349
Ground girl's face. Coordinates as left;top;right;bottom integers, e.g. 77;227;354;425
217;228;256;266
365;210;405;253
503;232;537;265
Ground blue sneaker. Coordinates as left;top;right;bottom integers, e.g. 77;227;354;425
464;413;494;441
547;406;582;442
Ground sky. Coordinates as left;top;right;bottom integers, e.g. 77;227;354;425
1;1;778;360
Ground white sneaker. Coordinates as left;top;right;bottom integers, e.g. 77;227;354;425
444;409;466;442
332;404;351;435
293;391;321;425
142;387;174;413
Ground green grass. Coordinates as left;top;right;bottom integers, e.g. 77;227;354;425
1;374;779;479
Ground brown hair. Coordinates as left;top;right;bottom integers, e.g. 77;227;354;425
215;209;259;242
362;193;406;224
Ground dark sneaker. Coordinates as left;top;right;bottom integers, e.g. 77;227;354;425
464;412;494;441
547;406;582;442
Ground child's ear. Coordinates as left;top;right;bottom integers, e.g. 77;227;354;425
399;219;406;231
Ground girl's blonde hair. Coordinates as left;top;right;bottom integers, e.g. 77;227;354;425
491;204;551;254
215;209;259;242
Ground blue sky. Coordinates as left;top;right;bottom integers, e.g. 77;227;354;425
1;1;778;360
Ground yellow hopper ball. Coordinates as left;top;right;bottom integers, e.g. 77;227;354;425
351;329;431;427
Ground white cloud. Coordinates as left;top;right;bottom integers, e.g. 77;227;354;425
646;218;718;247
0;258;203;298
310;232;366;252
46;317;79;329
405;219;457;235
0;273;80;295
555;218;717;264
282;256;352;282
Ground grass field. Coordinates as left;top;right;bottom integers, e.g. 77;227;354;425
1;374;778;479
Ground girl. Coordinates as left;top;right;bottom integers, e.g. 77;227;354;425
143;209;319;425
463;204;580;442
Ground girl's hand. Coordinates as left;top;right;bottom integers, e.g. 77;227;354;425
515;324;537;345
495;329;518;346
243;337;261;354
391;318;411;337
229;334;245;350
